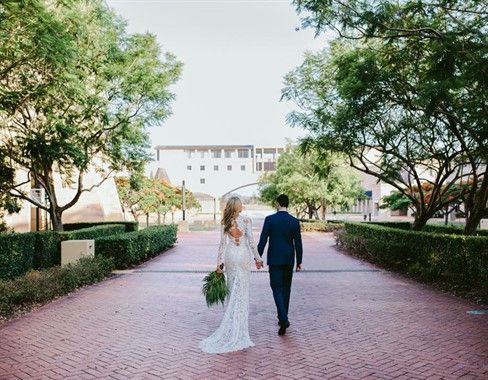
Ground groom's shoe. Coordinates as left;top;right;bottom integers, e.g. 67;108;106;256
278;321;290;336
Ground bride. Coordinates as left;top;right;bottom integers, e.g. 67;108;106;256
199;196;264;354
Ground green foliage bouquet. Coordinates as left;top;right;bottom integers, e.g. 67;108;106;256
202;264;229;307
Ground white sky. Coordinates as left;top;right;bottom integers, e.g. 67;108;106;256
106;0;330;148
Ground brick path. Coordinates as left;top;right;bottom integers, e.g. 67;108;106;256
0;222;487;379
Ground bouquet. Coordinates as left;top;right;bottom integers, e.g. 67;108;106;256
202;264;229;307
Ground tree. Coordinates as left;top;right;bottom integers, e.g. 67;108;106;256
259;146;362;219
0;0;182;230
115;177;200;225
286;1;487;232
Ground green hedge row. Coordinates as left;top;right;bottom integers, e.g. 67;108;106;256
62;221;138;232
337;222;488;298
0;224;126;280
0;256;114;319
368;221;488;236
95;224;177;268
300;219;345;232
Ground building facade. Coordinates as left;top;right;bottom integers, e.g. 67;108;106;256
148;145;284;199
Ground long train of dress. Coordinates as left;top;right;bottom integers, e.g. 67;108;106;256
199;216;260;353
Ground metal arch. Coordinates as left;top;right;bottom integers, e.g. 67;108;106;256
221;182;259;198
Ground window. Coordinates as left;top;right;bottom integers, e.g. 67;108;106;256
187;165;192;170
264;162;276;171
241;165;246;171
156;149;160;161
227;165;232;171
256;162;262;171
211;149;221;158
214;165;219;171
186;150;193;158
238;149;249;158
199;150;205;158
200;178;205;184
224;150;233;158
200;165;205;171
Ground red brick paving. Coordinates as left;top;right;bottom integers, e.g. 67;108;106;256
0;224;487;379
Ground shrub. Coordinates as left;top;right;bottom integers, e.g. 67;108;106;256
0;225;127;280
62;221;138;232
300;219;344;232
0;255;114;319
368;221;488;236
0;232;36;280
337;222;488;300
95;224;177;268
32;231;60;270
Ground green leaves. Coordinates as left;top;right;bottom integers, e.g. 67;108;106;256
286;1;487;231
259;146;363;216
202;270;229;307
0;0;182;229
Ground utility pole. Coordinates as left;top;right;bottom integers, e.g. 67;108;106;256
182;180;186;221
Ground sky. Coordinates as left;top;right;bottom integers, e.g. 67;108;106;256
106;0;330;148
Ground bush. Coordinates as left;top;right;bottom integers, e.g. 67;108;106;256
0;225;127;280
368;221;488;236
299;219;344;232
0;255;114;319
0;232;37;280
337;222;488;301
62;221;138;232
95;224;177;268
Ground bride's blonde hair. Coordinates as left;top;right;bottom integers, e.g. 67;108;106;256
222;197;242;233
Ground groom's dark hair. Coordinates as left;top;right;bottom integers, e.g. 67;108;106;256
276;194;289;208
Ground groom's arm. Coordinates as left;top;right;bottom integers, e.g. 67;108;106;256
294;220;303;267
257;216;270;258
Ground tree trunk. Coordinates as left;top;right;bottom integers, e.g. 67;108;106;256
321;199;327;221
171;212;174;223
464;174;488;235
412;211;430;231
163;213;166;224
308;204;314;219
157;212;161;225
50;207;64;231
146;213;149;227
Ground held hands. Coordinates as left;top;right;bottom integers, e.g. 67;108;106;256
255;260;264;270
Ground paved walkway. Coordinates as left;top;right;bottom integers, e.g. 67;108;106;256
0;226;487;379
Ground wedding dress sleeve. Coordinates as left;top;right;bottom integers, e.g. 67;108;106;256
216;224;227;267
244;217;262;261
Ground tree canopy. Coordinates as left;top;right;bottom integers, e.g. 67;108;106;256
0;0;182;230
285;0;487;233
259;146;363;219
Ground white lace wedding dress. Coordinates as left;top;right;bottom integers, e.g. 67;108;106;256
199;215;261;354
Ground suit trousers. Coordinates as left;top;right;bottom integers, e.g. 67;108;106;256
268;265;294;325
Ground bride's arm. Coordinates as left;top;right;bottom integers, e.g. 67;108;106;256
244;217;263;262
216;224;227;269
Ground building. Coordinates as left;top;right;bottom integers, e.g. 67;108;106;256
149;145;284;200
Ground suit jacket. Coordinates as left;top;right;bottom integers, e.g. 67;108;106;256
257;211;303;266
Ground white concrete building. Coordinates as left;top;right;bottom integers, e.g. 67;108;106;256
148;145;284;199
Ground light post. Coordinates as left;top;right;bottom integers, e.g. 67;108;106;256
182;180;186;221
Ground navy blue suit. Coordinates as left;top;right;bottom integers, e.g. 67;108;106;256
257;211;303;325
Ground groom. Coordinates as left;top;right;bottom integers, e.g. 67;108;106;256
257;194;303;336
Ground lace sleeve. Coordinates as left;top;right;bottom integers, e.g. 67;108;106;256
244;217;262;261
217;224;227;266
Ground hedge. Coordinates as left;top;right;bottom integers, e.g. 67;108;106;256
95;224;178;268
299;219;345;232
0;232;37;280
0;224;127;280
337;222;488;299
368;221;488;236
0;256;114;319
63;221;138;232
